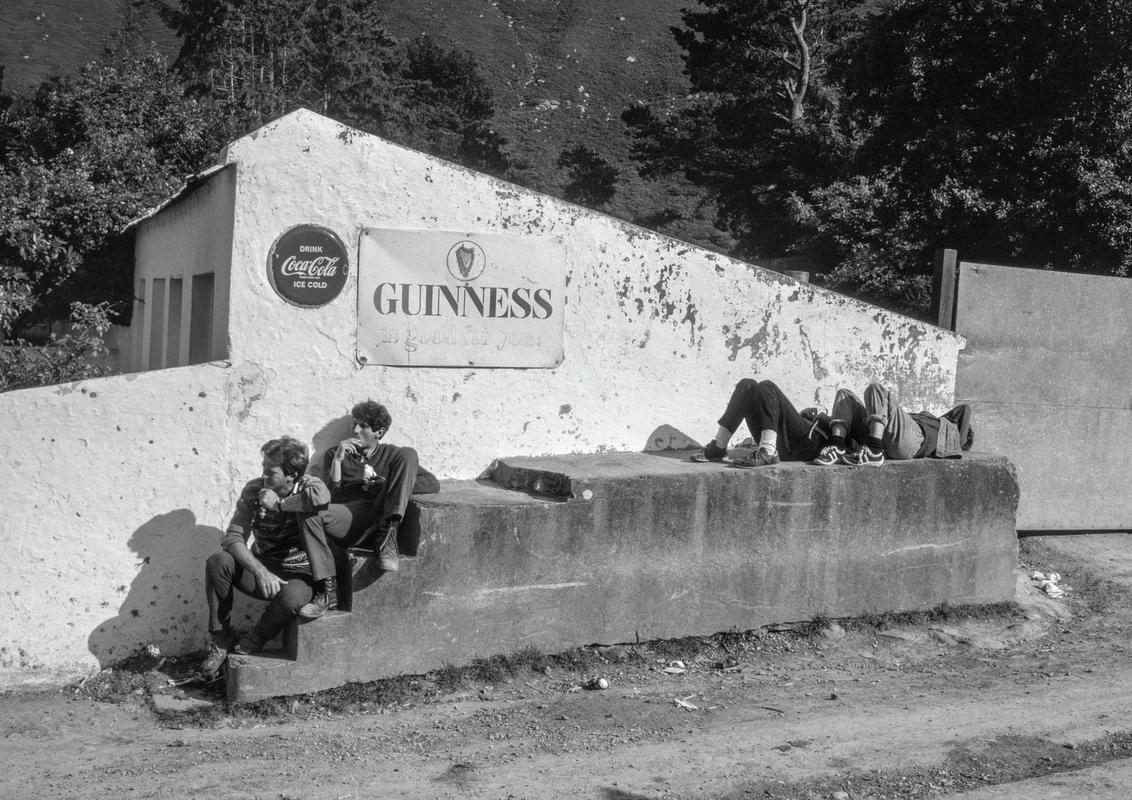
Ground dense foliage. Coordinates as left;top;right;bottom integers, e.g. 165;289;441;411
154;0;510;175
557;145;620;209
0;0;511;389
624;0;863;259
0;42;228;388
628;0;1132;311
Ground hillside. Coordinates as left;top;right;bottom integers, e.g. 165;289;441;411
1;0;729;250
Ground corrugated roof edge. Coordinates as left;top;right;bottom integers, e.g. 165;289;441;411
120;162;233;234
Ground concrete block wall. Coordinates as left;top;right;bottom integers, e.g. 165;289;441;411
0;110;965;688
955;263;1132;529
228;452;1020;701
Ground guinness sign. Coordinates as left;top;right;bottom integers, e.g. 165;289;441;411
357;229;566;368
268;225;349;307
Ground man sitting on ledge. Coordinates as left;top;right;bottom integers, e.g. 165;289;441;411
695;378;833;466
201;436;332;676
295;400;439;620
813;381;974;466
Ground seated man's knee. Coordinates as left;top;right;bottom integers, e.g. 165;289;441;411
394;446;420;470
863;381;891;412
276;580;314;615
205;550;235;580
863;381;889;399
735;378;759;394
830;388;858;422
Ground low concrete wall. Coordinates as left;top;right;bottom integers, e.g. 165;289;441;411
228;451;1019;701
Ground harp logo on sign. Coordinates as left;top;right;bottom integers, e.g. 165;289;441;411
447;240;486;282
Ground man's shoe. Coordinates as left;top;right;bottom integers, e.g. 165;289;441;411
702;441;727;461
812;444;845;466
842;445;885;466
298;577;338;620
200;631;235;676
732;447;780;468
233;629;270;656
376;523;400;572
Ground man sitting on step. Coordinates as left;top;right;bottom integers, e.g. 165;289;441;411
294;400;440;620
696;378;833;466
811;381;974;467
201;436;332;676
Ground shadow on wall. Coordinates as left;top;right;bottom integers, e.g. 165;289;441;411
88;510;220;666
645;424;699;452
311;414;353;478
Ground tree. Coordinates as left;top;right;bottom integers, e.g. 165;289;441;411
557;145;620;208
154;0;511;175
0;301;114;392
796;0;1132;309
624;0;863;258
0;43;227;339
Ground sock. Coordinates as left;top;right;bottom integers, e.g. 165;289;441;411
866;436;884;452
758;430;778;454
713;426;731;449
828;434;846;449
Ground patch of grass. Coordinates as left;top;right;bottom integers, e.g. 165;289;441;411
433;662;463;693
840;601;1026;634
72;648;202;705
469;654;511;684
648;634;714;662
545;646;607;674
82;598;1037;729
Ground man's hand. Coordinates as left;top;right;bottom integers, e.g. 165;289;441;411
335;438;363;462
258;488;282;511
255;568;284;598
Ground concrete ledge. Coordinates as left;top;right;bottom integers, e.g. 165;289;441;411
227;451;1019;701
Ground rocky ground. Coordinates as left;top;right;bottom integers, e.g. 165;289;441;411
3;534;1132;800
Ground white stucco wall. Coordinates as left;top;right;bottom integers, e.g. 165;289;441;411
0;110;964;687
217;110;961;478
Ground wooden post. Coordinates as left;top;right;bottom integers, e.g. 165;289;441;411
932;248;958;330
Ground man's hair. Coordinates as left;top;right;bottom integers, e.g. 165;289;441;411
351;400;392;432
261;436;310;479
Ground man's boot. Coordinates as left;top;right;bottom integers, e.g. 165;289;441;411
375;521;400;572
298;576;338;620
201;629;235;676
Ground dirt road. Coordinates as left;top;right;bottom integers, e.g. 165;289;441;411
4;534;1132;799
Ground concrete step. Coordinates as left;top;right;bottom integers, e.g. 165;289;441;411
227;450;1019;701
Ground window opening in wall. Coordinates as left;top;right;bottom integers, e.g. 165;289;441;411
189;273;215;365
167;278;183;368
148;279;166;370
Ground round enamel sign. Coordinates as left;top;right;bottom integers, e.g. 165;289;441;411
267;225;349;307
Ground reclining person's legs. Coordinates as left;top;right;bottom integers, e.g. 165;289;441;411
701;378;817;465
863;381;924;461
814;388;868;465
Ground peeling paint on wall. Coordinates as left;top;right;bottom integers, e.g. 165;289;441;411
225;361;268;421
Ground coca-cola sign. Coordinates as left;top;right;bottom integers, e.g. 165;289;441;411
268;225;349;307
